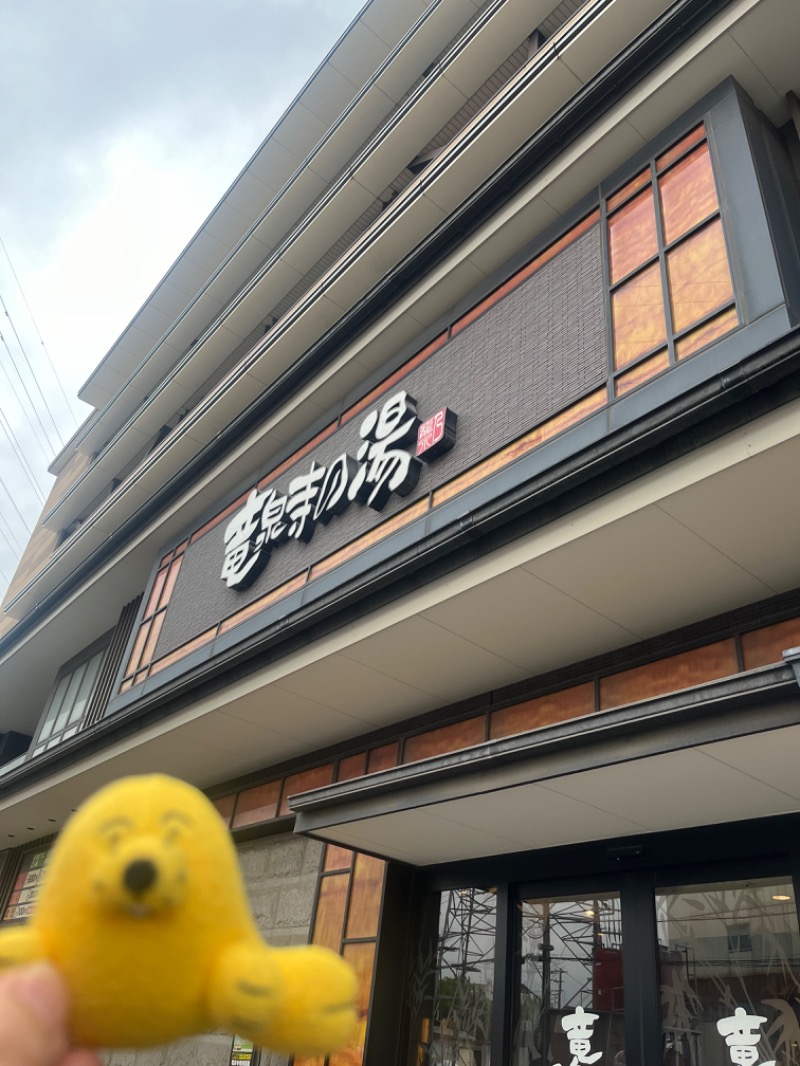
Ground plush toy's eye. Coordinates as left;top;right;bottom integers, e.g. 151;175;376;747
162;810;193;845
99;817;133;851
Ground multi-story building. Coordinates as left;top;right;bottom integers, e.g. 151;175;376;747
2;1;800;1065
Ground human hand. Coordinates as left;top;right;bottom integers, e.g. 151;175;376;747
0;963;102;1066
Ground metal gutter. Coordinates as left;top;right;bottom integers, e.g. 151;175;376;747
290;665;799;831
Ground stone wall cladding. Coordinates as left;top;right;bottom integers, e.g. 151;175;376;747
105;833;323;1066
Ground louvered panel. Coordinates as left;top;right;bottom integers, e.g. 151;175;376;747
540;0;585;36
85;595;143;727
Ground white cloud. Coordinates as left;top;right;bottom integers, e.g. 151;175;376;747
0;0;366;594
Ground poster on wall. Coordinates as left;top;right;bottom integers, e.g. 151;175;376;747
229;1034;257;1066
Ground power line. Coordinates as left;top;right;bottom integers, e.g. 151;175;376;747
0;553;11;591
0;329;58;463
0;293;63;451
0;457;38;535
0;404;47;505
0;233;82;428
0;519;21;567
0;495;25;556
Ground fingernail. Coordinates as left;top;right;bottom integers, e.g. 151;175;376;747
6;963;68;1025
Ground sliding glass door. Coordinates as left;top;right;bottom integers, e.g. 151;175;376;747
405;868;800;1066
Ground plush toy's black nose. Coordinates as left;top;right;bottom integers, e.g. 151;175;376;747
123;859;157;895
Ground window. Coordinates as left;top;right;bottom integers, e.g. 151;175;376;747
2;844;49;922
607;123;739;397
32;640;108;756
656;877;800;1066
407;887;497;1066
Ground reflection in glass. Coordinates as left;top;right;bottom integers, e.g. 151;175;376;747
615;349;670;396
608;187;658;283
515;893;625;1066
675;307;739;361
657;877;800;1066
407;888;496;1066
667;220;733;334
659;142;719;244
612;262;668;368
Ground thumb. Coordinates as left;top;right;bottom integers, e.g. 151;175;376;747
0;963;70;1066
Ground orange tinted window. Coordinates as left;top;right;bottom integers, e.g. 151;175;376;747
346;854;385;939
279;764;335;815
615;350;670;396
607;167;651;212
366;743;399;774
741;617;800;670
144;567;168;619
333;942;378;1066
612;262;667;369
337;753;367;781
600;640;738;709
608;187;658;283
667;219;733;333
490;683;595;740
312;873;349;952
324;844;354;872
675;306;738;360
232;780;281;827
656;123;706;173
403;716;485;764
659;141;719;244
212;795;236;826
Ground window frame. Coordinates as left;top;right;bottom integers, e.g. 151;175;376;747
30;633;111;757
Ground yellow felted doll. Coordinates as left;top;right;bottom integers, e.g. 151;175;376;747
0;774;357;1054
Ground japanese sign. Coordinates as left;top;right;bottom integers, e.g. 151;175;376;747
556;1005;602;1066
717;1008;775;1066
221;391;457;590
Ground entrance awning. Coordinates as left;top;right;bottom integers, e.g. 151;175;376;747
291;665;800;865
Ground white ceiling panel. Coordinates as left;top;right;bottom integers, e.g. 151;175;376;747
271;653;445;722
522;505;774;639
420;567;636;673
540;748;800;829
340;615;530;700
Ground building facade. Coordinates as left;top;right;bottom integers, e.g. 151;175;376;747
2;2;800;1066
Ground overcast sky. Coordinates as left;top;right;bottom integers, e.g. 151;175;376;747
0;0;366;596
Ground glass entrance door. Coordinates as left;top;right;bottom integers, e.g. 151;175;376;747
405;867;800;1066
656;875;800;1066
514;890;625;1066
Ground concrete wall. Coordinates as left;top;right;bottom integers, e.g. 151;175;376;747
106;832;323;1066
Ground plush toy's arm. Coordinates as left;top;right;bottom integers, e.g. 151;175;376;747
208;941;357;1056
0;926;45;971
208;941;280;1043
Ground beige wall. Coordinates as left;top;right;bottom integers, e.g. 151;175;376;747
106;832;324;1066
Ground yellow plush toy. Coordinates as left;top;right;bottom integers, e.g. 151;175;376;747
0;774;357;1054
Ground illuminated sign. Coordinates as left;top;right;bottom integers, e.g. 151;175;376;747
221;391;457;590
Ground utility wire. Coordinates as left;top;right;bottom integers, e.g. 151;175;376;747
0;233;82;428
0;554;11;591
0;294;63;450
0;450;38;533
0;520;21;566
0;330;57;463
0;404;46;505
0;495;25;556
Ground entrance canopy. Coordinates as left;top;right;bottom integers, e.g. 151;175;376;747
292;666;800;865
